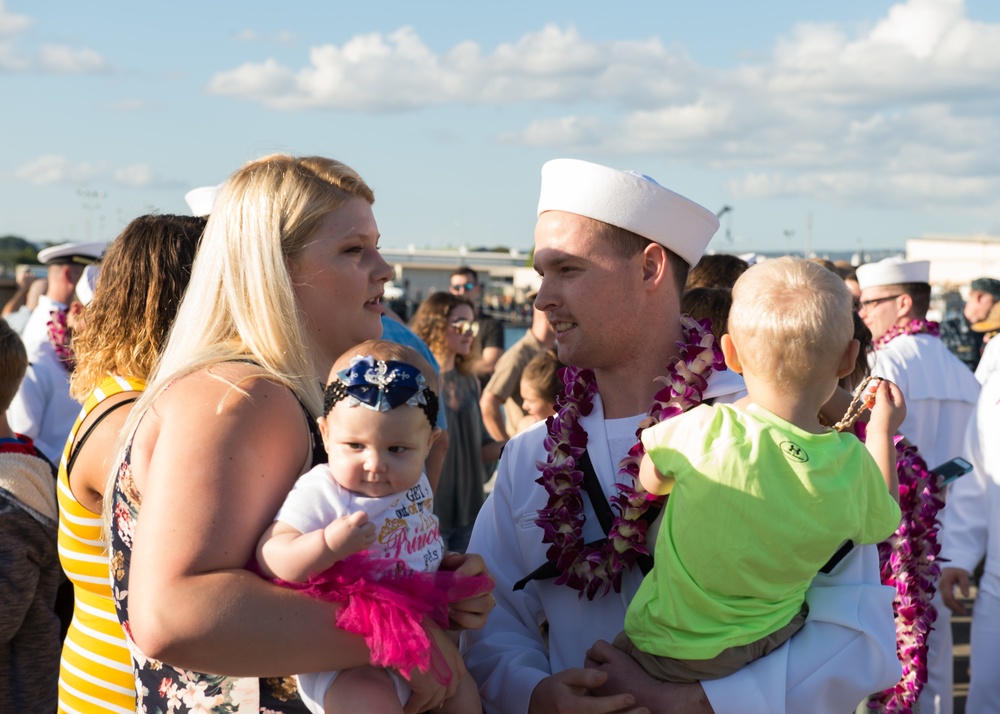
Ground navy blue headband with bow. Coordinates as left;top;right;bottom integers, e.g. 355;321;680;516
322;356;439;426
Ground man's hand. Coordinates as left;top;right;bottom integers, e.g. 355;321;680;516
402;627;464;714
15;270;36;288
439;552;495;630
528;668;648;714
940;567;972;615
584;640;715;714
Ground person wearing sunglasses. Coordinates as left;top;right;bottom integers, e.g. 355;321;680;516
410;291;505;554
449;267;505;387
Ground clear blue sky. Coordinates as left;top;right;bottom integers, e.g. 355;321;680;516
3;0;999;257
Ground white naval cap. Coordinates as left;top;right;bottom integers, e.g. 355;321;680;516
184;184;221;217
856;257;930;290
76;264;100;306
36;241;105;266
536;158;720;267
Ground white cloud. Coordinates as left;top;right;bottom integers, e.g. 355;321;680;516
727;170;1000;209
38;43;108;73
15;155;105;185
101;98;162;112
234;28;295;44
0;1;31;37
207;25;698;111
0;41;27;70
0;4;109;74
112;164;156;188
203;1;1000;210
14;154;169;189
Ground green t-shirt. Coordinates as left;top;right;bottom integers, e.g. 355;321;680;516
626;403;901;660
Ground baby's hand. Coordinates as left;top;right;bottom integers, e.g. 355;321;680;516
323;511;376;561
866;379;906;437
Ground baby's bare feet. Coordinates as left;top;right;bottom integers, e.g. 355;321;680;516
323;511;377;560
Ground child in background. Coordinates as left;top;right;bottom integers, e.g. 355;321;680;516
681;286;733;344
0;318;61;711
616;257;905;683
515;349;563;433
255;339;491;714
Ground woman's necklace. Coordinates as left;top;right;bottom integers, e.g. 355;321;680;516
535;315;725;599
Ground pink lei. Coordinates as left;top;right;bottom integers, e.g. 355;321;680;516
866;322;945;713
874;318;940;350
47;308;76;372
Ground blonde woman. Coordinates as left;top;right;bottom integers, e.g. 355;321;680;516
107;155;493;713
58;214;204;713
411;292;504;553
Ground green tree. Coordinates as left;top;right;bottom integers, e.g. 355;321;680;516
0;235;39;273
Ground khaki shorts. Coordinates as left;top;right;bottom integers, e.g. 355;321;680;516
613;603;809;683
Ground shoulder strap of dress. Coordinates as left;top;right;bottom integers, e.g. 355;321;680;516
66;396;138;478
300;399;326;468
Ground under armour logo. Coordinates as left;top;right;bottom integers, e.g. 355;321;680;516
780;441;809;463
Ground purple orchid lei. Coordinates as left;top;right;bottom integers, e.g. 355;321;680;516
874;319;940;350
47;308;76;372
534;315;725;600
863;321;945;713
865;437;944;714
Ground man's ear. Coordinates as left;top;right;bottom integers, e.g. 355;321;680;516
641;242;670;290
720;333;742;374
66;300;86;330
896;292;913;319
837;339;861;379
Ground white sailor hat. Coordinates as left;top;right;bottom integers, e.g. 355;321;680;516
184;184;221;217
37;241;105;266
537;158;720;267
856;257;930;290
76;264;100;307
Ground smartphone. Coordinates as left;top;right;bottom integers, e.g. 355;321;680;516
930;457;973;486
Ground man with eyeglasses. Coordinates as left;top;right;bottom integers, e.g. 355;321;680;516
857;256;980;714
450;266;505;386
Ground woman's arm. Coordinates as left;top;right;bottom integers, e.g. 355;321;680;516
125;366;373;676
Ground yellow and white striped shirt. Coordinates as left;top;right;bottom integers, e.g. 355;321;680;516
57;375;144;714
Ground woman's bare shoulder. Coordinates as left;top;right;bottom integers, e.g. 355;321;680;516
136;362;312;472
157;362;304;417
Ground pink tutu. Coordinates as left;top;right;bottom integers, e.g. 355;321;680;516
255;554;493;686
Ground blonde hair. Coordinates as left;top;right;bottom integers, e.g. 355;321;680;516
728;257;853;388
140;155;373;416
104;155;374;528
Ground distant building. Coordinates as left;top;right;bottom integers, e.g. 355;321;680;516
906;234;1000;290
381;246;535;302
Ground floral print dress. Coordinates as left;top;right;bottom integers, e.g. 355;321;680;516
111;407;325;713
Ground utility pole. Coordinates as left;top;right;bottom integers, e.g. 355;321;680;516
806;211;813;257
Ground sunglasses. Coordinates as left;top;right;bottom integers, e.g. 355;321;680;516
450;319;480;337
450;281;476;292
